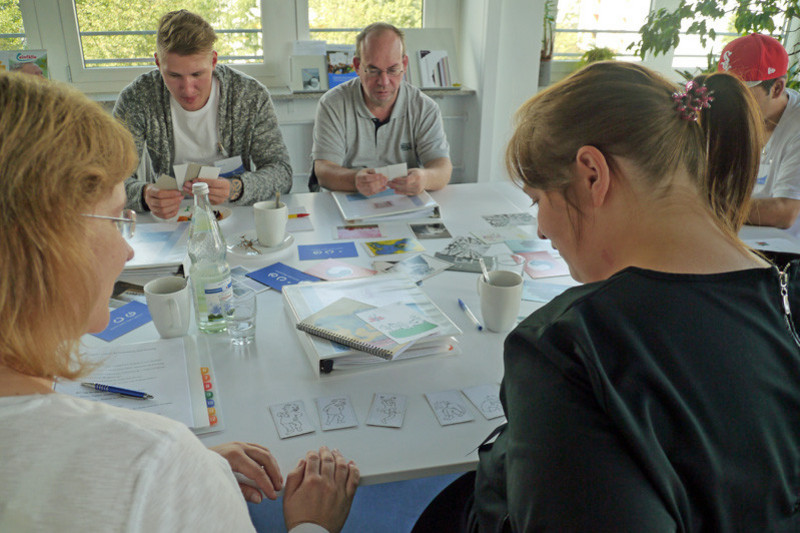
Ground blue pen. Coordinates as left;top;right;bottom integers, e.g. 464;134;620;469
458;298;483;331
81;382;154;400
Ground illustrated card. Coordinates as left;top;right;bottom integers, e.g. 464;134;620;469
356;302;440;343
374;162;408;181
304;258;376;280
505;239;551;253
154;174;179;191
230;265;270;293
92;301;152;342
462;384;504;420
269;400;315;439
425;390;474;426
434;236;490;272
409;222;452;240
518;251;570;279
482;213;536;227
367;393;408;428
287;205;314;232
522;280;573;303
315;395;359;430
246;262;320;291
363;237;425;256
386;253;452;283
472;227;532;245
335;224;383;240
297;242;358;261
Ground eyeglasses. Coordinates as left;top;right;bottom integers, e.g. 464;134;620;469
362;65;404;78
82;209;137;239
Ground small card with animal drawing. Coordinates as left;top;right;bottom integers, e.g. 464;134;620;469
356;302;440;344
425;390;474;426
462;384;504;420
315;395;358;431
367;393;408;428
269;400;315;439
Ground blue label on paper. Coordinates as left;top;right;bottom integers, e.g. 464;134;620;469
92;301;152;342
246;262;320;291
297;242;358;261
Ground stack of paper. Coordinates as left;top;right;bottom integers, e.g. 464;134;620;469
283;273;462;375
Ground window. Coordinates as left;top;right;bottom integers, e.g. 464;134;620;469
553;0;650;61
307;0;424;46
73;0;264;68
0;1;25;50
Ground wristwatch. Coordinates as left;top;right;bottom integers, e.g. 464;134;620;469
229;177;243;202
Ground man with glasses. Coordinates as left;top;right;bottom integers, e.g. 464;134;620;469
114;10;292;219
311;22;452;196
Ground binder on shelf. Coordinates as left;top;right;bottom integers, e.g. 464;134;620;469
283;273;462;375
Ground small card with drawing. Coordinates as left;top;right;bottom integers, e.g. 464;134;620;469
367;393;408;428
472;226;532;244
482;213;536;228
409;222;451;240
334;224;383;240
356;302;440;344
363;237;425;256
425;390;474;426
315;395;358;431
462;384;504;420
269;400;315;439
385;253;452;283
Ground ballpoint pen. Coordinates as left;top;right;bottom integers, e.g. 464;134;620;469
81;382;154;400
288;213;310;219
458;298;483;331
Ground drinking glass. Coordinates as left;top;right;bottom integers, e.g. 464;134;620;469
227;285;257;345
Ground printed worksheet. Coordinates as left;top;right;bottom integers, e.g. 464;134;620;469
366;393;408;428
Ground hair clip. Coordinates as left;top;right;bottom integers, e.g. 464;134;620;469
672;81;714;121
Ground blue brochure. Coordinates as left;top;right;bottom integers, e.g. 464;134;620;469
298;242;358;261
92;301;152;342
246;262;320;291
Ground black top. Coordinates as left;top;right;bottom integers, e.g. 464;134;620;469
473;264;800;532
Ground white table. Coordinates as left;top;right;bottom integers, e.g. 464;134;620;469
92;183;547;486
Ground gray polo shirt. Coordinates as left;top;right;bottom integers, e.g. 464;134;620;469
311;78;450;170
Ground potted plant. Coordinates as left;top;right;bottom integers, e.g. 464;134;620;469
539;0;556;86
579;46;616;66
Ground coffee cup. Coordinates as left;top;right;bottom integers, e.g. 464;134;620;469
144;276;191;338
477;271;523;333
254;201;288;247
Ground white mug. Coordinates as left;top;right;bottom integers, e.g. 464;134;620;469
144;276;191;339
477;271;523;333
254;201;288;247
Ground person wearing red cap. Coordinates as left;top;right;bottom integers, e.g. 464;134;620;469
718;33;800;230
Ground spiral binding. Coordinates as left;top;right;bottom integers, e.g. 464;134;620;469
297;323;394;360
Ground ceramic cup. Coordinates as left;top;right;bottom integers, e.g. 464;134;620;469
477;270;523;333
144;276;191;338
254;201;288;247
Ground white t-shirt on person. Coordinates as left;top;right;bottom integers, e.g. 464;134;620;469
171;77;220;166
752;88;800;200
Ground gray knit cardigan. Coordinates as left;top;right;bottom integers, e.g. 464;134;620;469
113;64;292;211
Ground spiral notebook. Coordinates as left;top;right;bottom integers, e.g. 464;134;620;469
296;297;411;360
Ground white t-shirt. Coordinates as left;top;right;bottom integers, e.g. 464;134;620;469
752;88;800;200
171;78;220;166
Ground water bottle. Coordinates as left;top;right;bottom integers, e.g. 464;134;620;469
188;182;233;333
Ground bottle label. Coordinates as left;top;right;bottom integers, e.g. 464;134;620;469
203;277;233;322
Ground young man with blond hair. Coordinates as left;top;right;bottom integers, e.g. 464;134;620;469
114;10;292;218
311;22;452;196
718;33;800;230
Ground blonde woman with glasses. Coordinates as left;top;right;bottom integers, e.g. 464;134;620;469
0;72;357;533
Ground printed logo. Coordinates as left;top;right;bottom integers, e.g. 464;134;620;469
15;53;36;61
401;142;412;151
720;51;732;71
768;67;776;75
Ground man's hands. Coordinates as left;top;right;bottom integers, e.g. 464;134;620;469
210;442;283;504
283;447;360;533
182;177;231;205
145;178;231;218
144;185;183;219
355;168;389;196
388;168;426;196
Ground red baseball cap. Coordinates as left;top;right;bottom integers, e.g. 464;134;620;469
717;33;788;86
